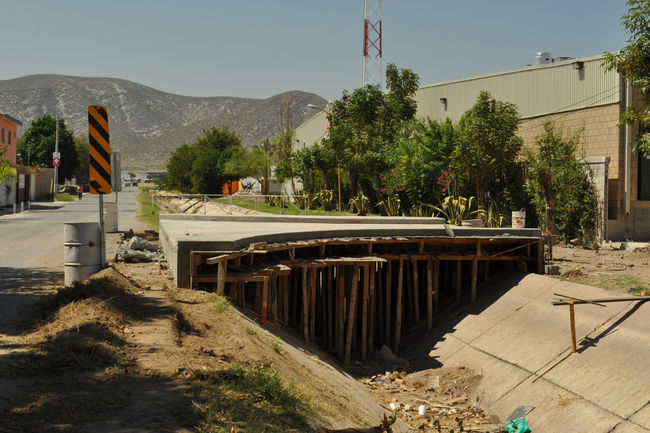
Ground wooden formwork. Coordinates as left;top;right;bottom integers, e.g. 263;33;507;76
189;235;543;363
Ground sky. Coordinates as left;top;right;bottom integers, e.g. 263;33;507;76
0;0;630;102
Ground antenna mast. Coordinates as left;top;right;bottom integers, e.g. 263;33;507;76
363;0;383;89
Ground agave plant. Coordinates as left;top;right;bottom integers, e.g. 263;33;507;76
316;189;335;211
482;201;509;227
377;196;401;216
410;205;435;217
426;195;482;225
349;193;370;216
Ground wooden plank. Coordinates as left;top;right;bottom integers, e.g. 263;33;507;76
292;269;299;327
394;258;404;354
345;264;359;364
455;260;461;302
361;265;369;360
385;260;392;347
337;265;345;360
368;263;376;354
405;256;413;323
261;276;269;324
427;257;433;332
377;264;384;346
412;259;420;324
217;260;227;296
302;265;309;343
569;303;577;353
433;259;440;315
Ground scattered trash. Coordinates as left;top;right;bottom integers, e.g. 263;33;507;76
502;417;531;433
506;405;535;421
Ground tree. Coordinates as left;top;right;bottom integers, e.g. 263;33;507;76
18;115;78;180
452;91;523;209
525;123;598;244
605;0;650;154
383;119;456;211
191;127;243;194
324;63;420;205
223;146;267;192
73;134;89;184
165;144;196;193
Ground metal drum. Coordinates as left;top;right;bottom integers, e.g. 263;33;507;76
103;202;118;233
64;222;101;286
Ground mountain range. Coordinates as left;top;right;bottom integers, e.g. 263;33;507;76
0;74;327;170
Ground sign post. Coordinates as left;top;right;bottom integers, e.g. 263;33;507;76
88;105;111;269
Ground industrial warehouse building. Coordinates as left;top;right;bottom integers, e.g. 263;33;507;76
295;53;648;241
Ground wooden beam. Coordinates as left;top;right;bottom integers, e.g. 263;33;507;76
471;258;478;302
328;266;334;350
282;275;290;327
569;303;577;353
261;276;269;324
345;264;359;364
309;267;317;342
368;263;376;355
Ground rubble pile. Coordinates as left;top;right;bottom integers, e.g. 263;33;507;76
364;368;501;433
115;235;165;263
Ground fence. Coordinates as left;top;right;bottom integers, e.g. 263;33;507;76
152;192;315;216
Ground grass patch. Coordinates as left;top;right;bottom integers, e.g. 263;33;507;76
560;273;650;293
268;337;284;355
215;197;353;216
191;365;312;433
209;295;231;314
136;187;160;231
54;192;76;202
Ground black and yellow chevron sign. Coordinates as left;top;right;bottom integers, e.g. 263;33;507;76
88;105;112;194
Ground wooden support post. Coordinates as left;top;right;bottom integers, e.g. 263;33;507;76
455;260;462;302
412;259;420;324
302;265;309;343
309;267;317;342
337;266;345;360
427;257;433;332
283;276;290;327
240;282;246;309
345;265;359;364
261;276;269;324
394;258;404;354
292;270;299;327
217;260;227;295
361;265;369;360
471;258;478;302
405;256;414;322
377;264;384;346
271;272;278;322
569;303;577;353
385;260;392;347
368;263;376;354
433;259;440;315
328;266;334;350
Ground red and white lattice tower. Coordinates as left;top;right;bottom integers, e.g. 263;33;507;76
363;0;382;89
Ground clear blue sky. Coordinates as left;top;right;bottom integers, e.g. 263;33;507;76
0;0;629;101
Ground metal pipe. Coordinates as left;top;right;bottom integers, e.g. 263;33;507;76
552;296;649;306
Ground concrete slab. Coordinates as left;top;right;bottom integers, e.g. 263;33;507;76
630;403;650;430
159;214;541;288
409;274;650;432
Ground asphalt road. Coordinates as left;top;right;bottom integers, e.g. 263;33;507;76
0;188;144;322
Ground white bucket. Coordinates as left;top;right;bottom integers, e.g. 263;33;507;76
512;210;526;228
103;202;118;233
64;222;101;286
418;405;427;416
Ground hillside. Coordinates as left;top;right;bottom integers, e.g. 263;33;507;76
0;74;327;170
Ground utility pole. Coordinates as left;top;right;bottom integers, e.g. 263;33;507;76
54;117;59;194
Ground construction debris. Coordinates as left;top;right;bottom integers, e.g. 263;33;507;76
115;235;165;263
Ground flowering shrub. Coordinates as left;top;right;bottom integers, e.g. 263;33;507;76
524;123;598;245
